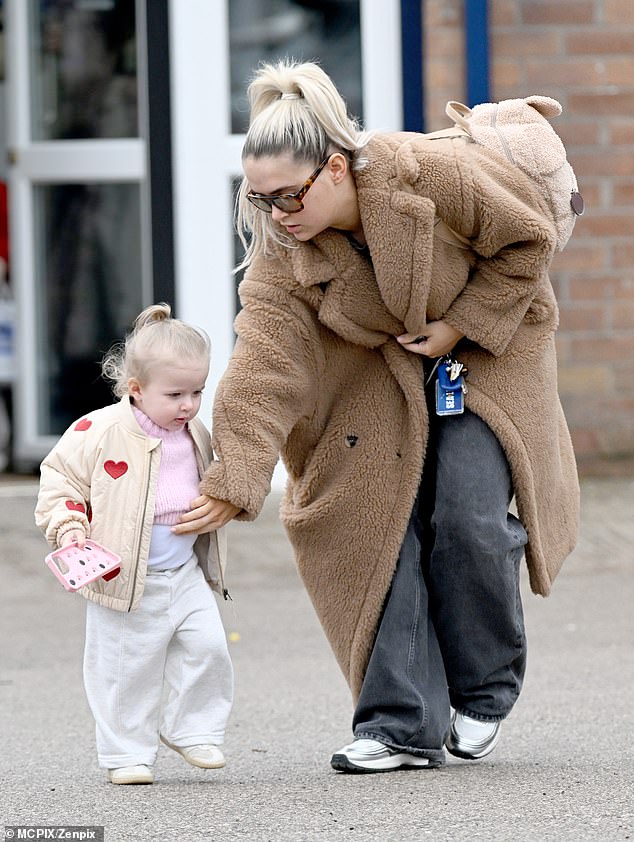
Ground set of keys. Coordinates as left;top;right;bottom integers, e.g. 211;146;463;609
434;354;468;416
448;359;467;383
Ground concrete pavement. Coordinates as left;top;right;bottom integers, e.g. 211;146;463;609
0;475;632;842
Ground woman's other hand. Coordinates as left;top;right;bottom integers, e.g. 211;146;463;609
172;494;242;535
397;320;464;357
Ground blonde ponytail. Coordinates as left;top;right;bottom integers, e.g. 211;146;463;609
235;60;372;270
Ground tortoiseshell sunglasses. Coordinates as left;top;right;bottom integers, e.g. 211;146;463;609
246;156;331;213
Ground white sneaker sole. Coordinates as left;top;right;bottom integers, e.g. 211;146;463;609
331;751;436;773
107;767;154;785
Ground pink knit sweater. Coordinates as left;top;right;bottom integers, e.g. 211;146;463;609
133;408;201;525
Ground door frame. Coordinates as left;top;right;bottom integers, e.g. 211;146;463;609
5;0;152;466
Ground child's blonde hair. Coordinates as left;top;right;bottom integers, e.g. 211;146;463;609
102;303;210;398
235;59;372;270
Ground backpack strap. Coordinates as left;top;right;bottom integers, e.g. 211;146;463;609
424;125;471;142
434;217;471;250
421;126;473;250
445;101;473;134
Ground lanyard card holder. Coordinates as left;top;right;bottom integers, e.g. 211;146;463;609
435;357;466;416
45;539;121;591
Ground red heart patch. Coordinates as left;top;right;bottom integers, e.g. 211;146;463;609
104;460;128;480
65;500;86;513
74;418;92;431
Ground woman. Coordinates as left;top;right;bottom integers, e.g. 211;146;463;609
174;60;579;773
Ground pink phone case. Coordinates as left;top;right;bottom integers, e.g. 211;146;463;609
44;540;121;591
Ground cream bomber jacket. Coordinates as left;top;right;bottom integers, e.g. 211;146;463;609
35;397;227;612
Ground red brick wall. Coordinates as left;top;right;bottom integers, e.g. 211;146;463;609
424;0;634;466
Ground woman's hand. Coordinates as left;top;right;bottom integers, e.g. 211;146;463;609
172;494;242;535
397;320;464;357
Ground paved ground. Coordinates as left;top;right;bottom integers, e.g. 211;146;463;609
0;475;632;842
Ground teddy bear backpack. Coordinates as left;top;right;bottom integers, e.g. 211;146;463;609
441;96;584;252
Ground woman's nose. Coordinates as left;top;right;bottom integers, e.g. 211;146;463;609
271;204;288;222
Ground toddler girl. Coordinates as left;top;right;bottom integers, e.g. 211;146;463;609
35;303;233;785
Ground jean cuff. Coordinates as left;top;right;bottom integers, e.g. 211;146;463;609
457;709;506;723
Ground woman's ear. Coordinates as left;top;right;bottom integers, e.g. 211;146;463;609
328;152;349;185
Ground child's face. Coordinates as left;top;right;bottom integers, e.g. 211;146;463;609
128;360;209;431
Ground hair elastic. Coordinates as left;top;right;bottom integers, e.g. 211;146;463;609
280;92;301;100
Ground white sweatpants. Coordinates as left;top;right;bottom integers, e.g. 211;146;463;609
83;557;233;769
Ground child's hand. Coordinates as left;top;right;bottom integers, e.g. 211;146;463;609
60;529;87;549
172;494;241;535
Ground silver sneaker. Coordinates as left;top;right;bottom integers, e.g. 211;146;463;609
446;712;501;760
331;738;438;773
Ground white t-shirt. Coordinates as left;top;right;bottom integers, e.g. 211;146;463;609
147;524;197;571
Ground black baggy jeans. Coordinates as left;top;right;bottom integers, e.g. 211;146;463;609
353;410;528;762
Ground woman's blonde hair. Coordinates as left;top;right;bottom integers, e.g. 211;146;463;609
235;59;372;269
102;303;210;398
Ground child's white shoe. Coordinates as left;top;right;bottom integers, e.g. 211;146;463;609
161;736;225;769
107;764;154;785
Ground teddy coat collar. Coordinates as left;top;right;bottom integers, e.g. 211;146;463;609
290;135;437;344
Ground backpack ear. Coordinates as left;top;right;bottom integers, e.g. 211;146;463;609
525;96;562;119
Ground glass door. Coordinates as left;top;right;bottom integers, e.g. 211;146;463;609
169;0;402;422
5;0;151;467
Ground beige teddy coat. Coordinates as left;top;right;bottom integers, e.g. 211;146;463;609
200;132;580;699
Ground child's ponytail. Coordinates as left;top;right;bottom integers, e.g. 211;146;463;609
131;302;172;332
